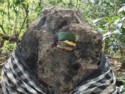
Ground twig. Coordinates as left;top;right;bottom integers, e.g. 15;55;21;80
23;3;29;29
13;5;18;34
19;16;27;33
76;0;79;7
0;24;6;34
74;12;83;25
2;34;20;43
68;0;72;8
0;62;5;68
19;3;29;33
26;7;29;29
7;0;10;33
107;55;121;60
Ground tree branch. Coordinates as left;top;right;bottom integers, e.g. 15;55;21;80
19;3;29;33
19;15;27;33
0;24;6;34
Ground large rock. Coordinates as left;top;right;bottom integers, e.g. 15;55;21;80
20;7;102;94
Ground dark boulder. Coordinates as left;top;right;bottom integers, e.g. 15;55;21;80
20;7;102;94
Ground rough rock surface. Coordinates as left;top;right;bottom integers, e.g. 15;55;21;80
20;7;102;94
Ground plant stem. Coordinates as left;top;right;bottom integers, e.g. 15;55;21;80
0;25;6;34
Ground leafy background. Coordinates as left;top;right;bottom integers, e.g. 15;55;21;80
0;0;125;93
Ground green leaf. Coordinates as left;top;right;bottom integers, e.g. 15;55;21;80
0;0;5;3
93;18;102;23
35;6;43;12
121;11;125;16
118;6;125;13
13;0;25;5
121;26;125;34
56;32;79;42
0;8;6;14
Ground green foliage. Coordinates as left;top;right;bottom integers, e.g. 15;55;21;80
0;0;40;54
13;0;25;5
1;41;16;54
87;0;125;57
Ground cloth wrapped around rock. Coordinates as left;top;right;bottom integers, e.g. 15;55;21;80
0;46;118;94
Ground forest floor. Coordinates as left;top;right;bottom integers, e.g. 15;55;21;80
109;57;125;80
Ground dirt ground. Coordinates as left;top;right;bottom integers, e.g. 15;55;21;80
109;57;125;80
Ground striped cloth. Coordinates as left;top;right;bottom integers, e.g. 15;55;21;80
0;47;118;94
70;55;117;94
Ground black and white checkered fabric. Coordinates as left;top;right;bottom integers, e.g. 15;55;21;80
0;47;118;94
1;47;48;94
70;55;117;94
